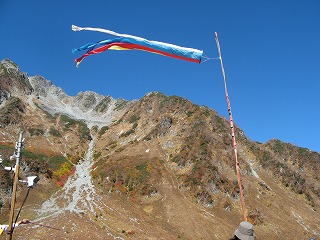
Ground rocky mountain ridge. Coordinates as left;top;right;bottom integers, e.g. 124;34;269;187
0;59;319;239
28;73;131;129
0;59;32;104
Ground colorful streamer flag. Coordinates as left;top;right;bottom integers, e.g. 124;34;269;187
72;25;203;67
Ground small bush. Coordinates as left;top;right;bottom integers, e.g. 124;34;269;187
93;152;102;160
49;127;62;137
94;96;112;113
274;140;284;153
202;107;210;117
132;122;138;129
28;128;44;136
114;99;128;111
60;115;77;129
120;129;135;137
298;147;308;156
59;114;90;140
186;111;193;117
129;114;140;123
98;126;109;137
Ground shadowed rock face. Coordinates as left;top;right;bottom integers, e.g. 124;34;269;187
0;59;33;104
0;59;319;240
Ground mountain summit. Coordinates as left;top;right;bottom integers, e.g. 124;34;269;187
0;59;319;239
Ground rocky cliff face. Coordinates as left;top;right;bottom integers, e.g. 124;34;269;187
28;74;129;128
0;59;319;240
0;59;32;104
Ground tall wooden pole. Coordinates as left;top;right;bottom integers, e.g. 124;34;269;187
214;32;247;221
7;132;24;239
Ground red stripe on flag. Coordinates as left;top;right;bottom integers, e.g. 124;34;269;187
75;42;201;65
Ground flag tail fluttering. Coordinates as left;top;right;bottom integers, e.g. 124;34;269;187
72;25;203;66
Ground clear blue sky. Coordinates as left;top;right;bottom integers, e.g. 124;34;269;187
1;1;319;152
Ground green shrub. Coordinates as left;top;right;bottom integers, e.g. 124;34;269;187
22;149;67;171
202;107;210;117
186;111;193;117
215;115;225;129
91;125;98;132
48;155;68;170
93;152;102;160
114;99;128;111
298;147;308;156
23;150;46;162
60;115;77;129
59;114;90;140
49;127;62;137
78;122;90;139
129;114;140;123
274;140;284;153
94;96;112;113
28;128;44;136
120;129;135;137
132;122;138;129
98;126;109;137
